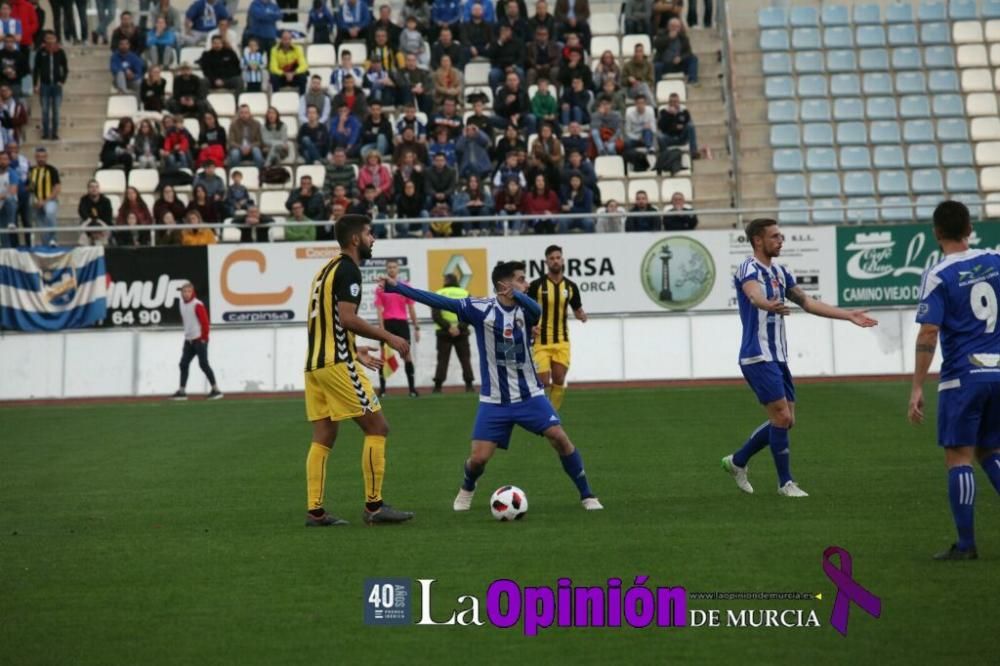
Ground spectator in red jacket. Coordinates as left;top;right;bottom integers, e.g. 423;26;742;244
171;282;223;400
10;0;38;48
521;172;560;233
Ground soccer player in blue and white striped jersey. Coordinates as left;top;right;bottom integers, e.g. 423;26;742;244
380;261;603;511
909;201;1000;560
722;219;878;497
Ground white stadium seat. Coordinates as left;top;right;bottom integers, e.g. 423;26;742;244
106;95;137;119
591;12;619;35
971;117;1000;140
656;79;686;104
296;164;326;187
259;190;288;215
128;169;160;193
464;61;490;86
957;44;989;67
628;178;660;203
179;46;204;66
239;92;269;116
961;68;993;92
268;222;287;242
307;43;336;67
622;34;652;57
232;166;260;190
966;92;999;116
660;177;694;203
600;179;626;205
590;35;621;58
986;192;1000;216
270;91;300;115
981;166;1000;191
207;93;236;116
953;20;984;44
339;41;367;64
975;141;1000;165
594;156;626;179
95;169;126;194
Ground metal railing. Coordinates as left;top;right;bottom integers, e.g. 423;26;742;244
719;0;742;213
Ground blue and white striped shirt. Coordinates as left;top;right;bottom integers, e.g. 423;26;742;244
389;282;545;404
734;256;796;365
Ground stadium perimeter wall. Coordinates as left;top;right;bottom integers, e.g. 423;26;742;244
2;225;961;400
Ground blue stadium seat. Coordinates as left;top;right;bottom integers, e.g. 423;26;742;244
912;168;945;194
797;75;828;97
882;196;914;222
878;170;910;195
803;123;834;146
837;122;868;145
778;199;810;225
772;148;804;172
871;121;902;145
933;95;964;117
892;47;923;70
928;70;959;92
801;99;832;121
840;146;872;170
812;199;846;224
847;197;880;223
985;0;1000;19
790;6;820;27
758;6;788;28
765;76;795;99
822;4;850;26
844;171;876;196
768;100;798;123
900;95;932;119
806;147;838;170
854;3;881;24
937;118;970;141
941;143;974;166
770;124;801;148
924;46;956;69
863;72;894;95
896;72;927;94
949;0;978;20
908;144;940;167
859;49;890;71
916;195;940;219
810;172;842;197
888;24;919;45
795;51;825;73
866;97;898;119
834;98;865;121
920;23;949;44
831;73;861;96
776;174;807;198
763;53;792;75
954;194;983;217
826;50;857;72
857;25;886;47
946;168;979;193
792;28;822;50
886;2;915;23
919;1;948;22
874;145;906;168
904;119;935;142
824;27;854;48
760;29;790;51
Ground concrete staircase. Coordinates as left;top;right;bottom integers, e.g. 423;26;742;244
23;45;112;229
730;27;778;216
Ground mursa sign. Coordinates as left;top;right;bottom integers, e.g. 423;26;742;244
836;223;1000;307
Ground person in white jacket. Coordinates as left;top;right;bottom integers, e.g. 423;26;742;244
171;282;223;400
624;94;656;152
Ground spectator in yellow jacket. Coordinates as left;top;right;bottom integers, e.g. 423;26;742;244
181;210;219;245
269;30;309;94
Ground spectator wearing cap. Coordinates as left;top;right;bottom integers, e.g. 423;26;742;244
335;0;372;48
244;0;281;54
111;36;144;94
27;146;59;245
268;30;308;94
198;34;243;91
33;30;67;140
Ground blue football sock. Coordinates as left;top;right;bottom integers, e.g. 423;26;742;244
733;421;771;467
462;461;484;492
980;453;1000;495
560;449;594;499
769;426;793;486
948;466;976;551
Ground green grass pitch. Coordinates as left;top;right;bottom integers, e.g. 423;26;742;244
0;382;995;665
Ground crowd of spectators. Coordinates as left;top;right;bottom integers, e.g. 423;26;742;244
85;0;708;245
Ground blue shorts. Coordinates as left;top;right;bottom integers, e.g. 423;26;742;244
741;361;796;405
937;381;1000;448
472;395;561;449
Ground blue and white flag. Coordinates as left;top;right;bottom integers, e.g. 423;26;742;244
0;247;108;331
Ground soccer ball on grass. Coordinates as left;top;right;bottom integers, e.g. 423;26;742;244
490;485;528;521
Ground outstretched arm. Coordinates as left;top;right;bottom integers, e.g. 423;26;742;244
908;323;939;425
786;286;878;327
382;278;463;315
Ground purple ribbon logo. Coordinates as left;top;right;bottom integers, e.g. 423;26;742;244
822;546;882;637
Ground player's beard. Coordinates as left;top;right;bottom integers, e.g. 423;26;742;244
360;242;373;261
549;262;563;275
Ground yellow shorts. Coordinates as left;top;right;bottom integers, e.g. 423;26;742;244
304;363;381;422
533;342;571;374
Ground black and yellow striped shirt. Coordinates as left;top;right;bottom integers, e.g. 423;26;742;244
28;165;60;201
305;255;362;371
528;276;583;345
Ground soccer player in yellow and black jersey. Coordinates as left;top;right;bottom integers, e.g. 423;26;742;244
303;214;414;527
527;245;588;411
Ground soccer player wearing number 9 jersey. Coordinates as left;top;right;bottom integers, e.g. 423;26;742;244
909;201;1000;561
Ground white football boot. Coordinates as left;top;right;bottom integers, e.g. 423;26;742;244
453;488;475;511
581;497;604;510
778;481;809;497
722;455;754;494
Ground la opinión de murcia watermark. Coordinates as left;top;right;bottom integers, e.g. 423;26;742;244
364;546;882;636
